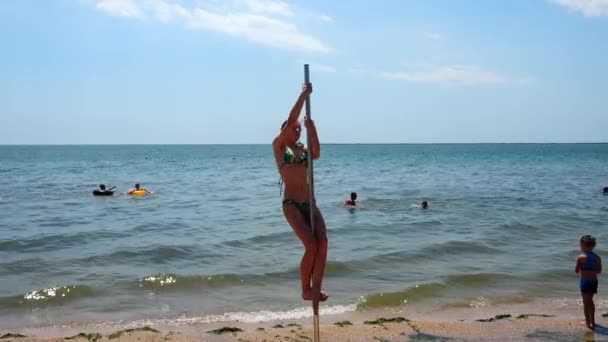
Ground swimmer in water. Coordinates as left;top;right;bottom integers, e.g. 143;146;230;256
127;183;151;195
344;192;357;206
93;184;115;196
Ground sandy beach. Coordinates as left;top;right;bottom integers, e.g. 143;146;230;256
3;303;608;342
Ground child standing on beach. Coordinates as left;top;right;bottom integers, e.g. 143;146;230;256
575;234;602;329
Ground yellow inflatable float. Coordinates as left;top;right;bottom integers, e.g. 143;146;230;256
130;190;148;196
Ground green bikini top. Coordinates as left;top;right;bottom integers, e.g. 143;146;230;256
278;142;308;195
284;142;307;165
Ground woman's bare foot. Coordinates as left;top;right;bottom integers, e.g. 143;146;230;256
579;321;593;329
302;290;329;302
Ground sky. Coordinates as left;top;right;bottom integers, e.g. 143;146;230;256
1;0;607;144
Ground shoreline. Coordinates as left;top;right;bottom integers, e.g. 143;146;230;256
3;301;608;341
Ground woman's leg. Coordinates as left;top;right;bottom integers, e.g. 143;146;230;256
311;208;329;301
283;203;317;300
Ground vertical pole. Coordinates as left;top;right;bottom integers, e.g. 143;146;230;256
304;64;320;342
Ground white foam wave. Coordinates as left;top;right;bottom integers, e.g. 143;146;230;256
550;297;608;310
468;296;489;308
100;304;357;328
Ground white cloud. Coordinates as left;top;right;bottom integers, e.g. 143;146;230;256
96;0;144;18
189;9;330;52
356;65;533;86
549;0;608;17
93;0;332;53
243;0;293;16
319;14;334;23
147;0;191;23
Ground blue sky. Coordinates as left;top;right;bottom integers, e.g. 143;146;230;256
1;0;607;144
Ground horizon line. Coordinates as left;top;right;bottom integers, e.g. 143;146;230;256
1;142;607;146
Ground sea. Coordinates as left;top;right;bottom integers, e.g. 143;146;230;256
0;144;607;329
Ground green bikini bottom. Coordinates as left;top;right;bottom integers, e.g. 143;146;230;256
282;199;314;222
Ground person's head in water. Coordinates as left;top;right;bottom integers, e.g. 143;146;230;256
281;120;301;146
604;187;608;195
99;184;106;191
580;234;596;252
135;183;140;190
344;192;357;206
421;200;428;209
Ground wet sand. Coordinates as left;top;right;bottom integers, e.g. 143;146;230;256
3;303;608;341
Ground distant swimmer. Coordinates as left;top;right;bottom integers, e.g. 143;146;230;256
418;200;429;209
575;234;602;330
93;184;115;196
128;183;151;196
273;82;328;302
603;187;608;195
344;192;357;206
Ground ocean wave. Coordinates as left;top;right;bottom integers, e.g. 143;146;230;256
443;272;514;287
357;272;520;309
221;230;294;248
0;284;95;308
363;240;501;266
134;273;244;290
129;221;188;234
99;304;357;328
495;222;543;233
442;294;533;309
358;282;447;308
323;260;358;276
30;217;93;228
75;245;206;266
422;240;501;256
132;263;358;291
0;230;132;253
0;257;60;274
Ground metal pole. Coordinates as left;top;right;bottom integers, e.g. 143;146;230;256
304;64;320;342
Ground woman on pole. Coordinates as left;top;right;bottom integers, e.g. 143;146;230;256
273;82;328;302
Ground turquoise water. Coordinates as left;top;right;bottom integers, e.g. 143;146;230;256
0;144;607;328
